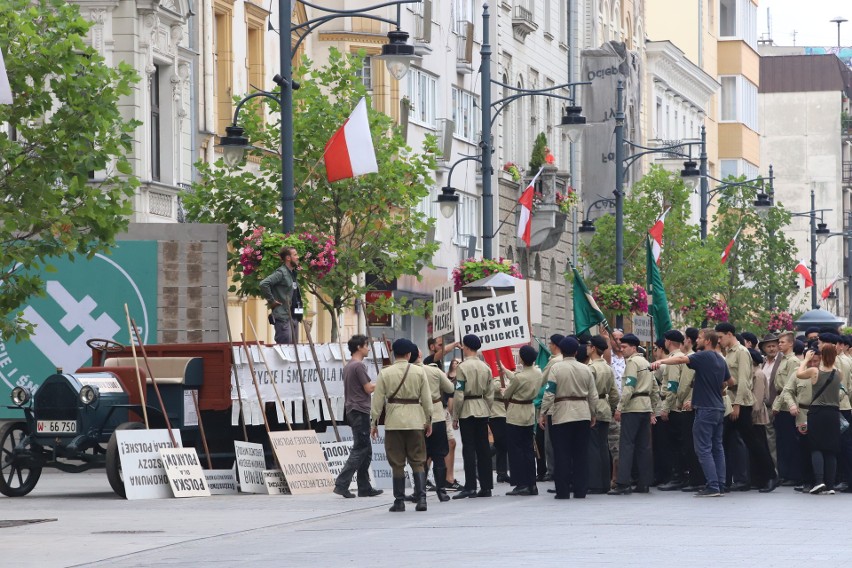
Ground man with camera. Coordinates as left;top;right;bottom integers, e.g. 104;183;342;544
259;245;303;344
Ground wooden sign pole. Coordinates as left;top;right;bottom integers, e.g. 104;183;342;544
247;317;293;431
123;304;149;429
302;320;341;442
239;334;284;473
191;390;214;470
281;297;312;430
129;317;176;447
221;295;249;442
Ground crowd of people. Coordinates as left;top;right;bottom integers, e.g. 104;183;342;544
331;323;852;511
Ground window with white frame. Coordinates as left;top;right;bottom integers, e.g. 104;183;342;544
720;159;758;180
454;0;475;35
451;87;478;142
355;55;372;91
720;0;757;48
720;75;758;130
407;68;438;128
416;184;438;219
454;192;480;248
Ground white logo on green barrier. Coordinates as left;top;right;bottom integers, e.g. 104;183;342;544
0;242;157;416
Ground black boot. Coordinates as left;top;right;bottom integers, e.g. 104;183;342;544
434;466;450;502
414;472;428;511
389;477;405;512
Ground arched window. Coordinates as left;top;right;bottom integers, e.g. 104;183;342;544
534;254;542;280
506;246;514;262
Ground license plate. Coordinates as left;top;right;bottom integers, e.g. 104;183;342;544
36;420;77;434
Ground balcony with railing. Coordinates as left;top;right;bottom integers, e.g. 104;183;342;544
455;19;474;73
843;114;852;140
843;160;852;187
512;5;537;41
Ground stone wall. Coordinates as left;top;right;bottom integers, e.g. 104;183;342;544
118;223;228;343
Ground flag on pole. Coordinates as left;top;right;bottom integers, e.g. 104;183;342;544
517;167;544;247
720;226;743;264
570;264;607;336
324;97;378;182
482;347;517;378
821;274;842;299
647;208;671;264
0;47;12;105
794;260;813;288
646;235;672;341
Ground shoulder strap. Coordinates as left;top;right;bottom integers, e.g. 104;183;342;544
812;369;836;403
387;363;412;401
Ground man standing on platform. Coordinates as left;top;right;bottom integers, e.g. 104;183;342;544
452;334;495;499
371;339;433;512
333;334;383;499
259;246;302;344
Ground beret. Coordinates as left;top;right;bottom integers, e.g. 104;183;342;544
519;345;537;366
819;333;840;344
654;338;667;351
621;333;641;346
550;334;565;346
590;335;609;351
715;322;736;334
663;329;684;343
559;336;579;355
741;332;759;346
462;334;481;351
392;338;414;357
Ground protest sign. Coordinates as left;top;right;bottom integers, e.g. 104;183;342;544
370;426;411;489
234;441;268;494
432;282;455;337
321;441;374;491
204;469;238;495
115;429;182;500
159;448;211;498
264;469;290;495
454;293;530;350
268;431;335;495
632;315;652;343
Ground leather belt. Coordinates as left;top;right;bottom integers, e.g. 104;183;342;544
508;398;533;405
632;393;650;397
797;403;810;409
388;398;420;404
599;394;608;399
432;398;442;404
555;396;587;402
465;395;483;400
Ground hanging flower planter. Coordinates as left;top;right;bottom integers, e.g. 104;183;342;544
452;258;524;292
593;283;648;317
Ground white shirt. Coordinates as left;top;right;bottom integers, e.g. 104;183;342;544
611;354;626;395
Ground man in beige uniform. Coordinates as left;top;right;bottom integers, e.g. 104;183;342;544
418;348;455;502
539;334;565;482
658;330;687;491
610;333;660;495
541;337;598;499
451;334;495;499
499;345;542;496
370;339;433;512
588;335;618;494
716;322;755;491
772;331;803;485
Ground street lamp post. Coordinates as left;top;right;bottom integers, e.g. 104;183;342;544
217;0;422;234
439;3;588;259
778;189;832;309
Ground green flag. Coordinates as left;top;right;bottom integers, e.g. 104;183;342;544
571;264;607;337
646;236;672;341
534;337;550;371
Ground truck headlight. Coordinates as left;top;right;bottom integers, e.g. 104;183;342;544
11;386;31;407
79;385;99;406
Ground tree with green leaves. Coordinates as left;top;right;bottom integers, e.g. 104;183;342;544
580;166;727;323
0;0;139;341
528;132;548;173
708;176;798;330
183;50;438;340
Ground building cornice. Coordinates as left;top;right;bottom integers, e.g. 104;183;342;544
646;40;720;112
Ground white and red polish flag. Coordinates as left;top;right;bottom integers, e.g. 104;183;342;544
324;97;378;182
794;260;814;288
0;47;12;105
517;167;544;247
821;274;842;300
720;226;743;264
648;208;671;264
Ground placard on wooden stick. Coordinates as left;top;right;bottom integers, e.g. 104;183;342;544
204;468;238;495
115;429;182;500
268;431;335;494
159;448;211;498
234;441;267;494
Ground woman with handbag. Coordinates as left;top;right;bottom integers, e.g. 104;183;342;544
796;342;841;494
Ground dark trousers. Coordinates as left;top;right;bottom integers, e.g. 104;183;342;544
588;420;611;491
774;411;802;482
750;423;776;487
679;411;705;486
616;412;652;487
335;410;373;491
426;421;449;461
506;423;535;489
797;429;815;485
490;416;509;474
535;420;547;477
694;407;726;491
273;317;298;344
460;416;492;490
652;418;672;484
385;429;427;475
552;420;591;497
723;418;747;485
838;409;852;484
731;406;776;486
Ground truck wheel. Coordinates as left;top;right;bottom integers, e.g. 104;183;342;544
0;422;42;497
106;422;145;498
